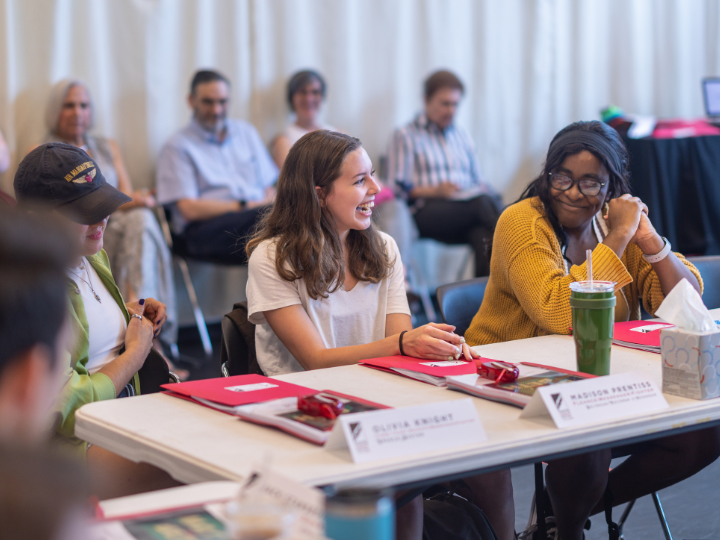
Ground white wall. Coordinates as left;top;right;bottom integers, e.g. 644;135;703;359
1;0;719;201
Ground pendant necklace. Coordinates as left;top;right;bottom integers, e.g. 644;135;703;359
69;259;102;303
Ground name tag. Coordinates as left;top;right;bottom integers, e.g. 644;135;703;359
420;361;467;367
630;323;673;334
224;382;278;393
326;399;486;463
238;466;324;537
520;372;668;429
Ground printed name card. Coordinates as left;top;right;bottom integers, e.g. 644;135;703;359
520;372;668;429
326;399;486;463
238;466;324;537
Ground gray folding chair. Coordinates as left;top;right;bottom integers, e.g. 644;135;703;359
155;206;213;359
687;255;720;309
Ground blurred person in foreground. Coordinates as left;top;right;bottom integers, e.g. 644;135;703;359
38;78;177;347
0;208;91;540
156;69;278;263
14;143;181;499
387;70;502;277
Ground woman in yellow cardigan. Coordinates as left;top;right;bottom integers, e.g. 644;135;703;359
466;121;720;539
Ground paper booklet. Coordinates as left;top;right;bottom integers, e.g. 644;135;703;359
612;321;675;353
91;507;227;540
161;374;317;411
90;482;239;540
446;362;593;408
233;391;389;445
91;469;325;540
360;355;481;386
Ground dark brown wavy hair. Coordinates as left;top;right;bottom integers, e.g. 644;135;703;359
246;130;392;299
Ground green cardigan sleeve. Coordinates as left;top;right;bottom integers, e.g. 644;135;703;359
54;250;138;459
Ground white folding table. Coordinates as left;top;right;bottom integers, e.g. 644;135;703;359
76;312;720;488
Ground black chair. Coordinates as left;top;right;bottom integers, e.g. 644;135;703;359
220;301;264;377
436;277;489;336
687;255;720;309
134;348;180;395
435;275;674;538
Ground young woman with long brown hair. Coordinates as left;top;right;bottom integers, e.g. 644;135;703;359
246;130;478;376
246;130;516;540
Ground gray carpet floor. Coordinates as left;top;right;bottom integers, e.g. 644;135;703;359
512;457;720;539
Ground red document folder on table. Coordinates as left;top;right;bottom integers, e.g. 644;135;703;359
360;355;481;386
446;362;594;408
234;390;389;445
612;321;675;353
161;375;316;409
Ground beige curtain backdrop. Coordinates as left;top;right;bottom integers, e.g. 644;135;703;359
1;0;719;201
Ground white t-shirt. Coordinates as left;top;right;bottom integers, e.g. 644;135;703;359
67;259;127;374
247;231;411;376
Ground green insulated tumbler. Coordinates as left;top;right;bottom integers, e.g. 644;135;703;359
569;281;616;376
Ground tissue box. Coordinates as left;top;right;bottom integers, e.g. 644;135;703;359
661;327;720;399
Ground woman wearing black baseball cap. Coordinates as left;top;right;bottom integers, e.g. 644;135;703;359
14;142;179;497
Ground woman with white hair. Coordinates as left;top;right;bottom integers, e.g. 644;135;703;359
38;79;177;349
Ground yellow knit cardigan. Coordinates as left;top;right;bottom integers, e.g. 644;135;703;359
464;197;703;346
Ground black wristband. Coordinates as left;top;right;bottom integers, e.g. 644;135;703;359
399;330;408;356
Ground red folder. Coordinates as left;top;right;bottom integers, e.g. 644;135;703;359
360;355;482;386
161;374;316;407
612;321;675;352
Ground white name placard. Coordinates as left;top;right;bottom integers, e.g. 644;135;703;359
520;372;668;429
236;466;325;537
326;399;486;463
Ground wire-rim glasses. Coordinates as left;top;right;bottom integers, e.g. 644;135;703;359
549;172;606;197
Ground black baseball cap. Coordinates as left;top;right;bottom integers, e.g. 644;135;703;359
14;143;131;225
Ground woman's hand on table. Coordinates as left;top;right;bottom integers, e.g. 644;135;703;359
402;323;480;361
127;297;167;338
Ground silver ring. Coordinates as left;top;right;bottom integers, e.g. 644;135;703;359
131;314;143;321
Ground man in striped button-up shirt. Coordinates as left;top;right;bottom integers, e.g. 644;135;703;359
387;70;502;277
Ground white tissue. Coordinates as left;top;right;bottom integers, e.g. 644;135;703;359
655;278;718;333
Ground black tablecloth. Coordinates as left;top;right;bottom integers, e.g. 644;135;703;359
625;135;720;255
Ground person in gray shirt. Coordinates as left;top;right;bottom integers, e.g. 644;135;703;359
156;70;278;264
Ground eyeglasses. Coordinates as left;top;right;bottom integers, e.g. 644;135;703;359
296;89;323;97
549;172;606;197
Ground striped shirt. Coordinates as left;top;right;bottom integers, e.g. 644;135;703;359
387;113;492;197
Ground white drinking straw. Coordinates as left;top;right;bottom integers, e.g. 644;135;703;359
586;249;593;286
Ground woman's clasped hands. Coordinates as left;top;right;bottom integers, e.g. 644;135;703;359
400;322;479;361
604;194;663;253
126;297;167;338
